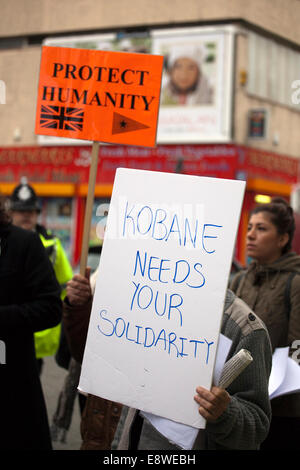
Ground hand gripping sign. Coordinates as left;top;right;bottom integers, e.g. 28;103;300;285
35;46;164;274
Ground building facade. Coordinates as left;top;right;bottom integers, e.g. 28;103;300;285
1;0;300;265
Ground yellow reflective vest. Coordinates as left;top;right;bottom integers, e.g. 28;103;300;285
34;228;73;358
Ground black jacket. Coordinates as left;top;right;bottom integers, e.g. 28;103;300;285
0;223;62;449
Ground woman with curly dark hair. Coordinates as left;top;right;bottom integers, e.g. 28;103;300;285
0;196;62;449
230;197;300;450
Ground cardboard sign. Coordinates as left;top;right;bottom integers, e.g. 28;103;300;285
79;168;246;428
35;46;164;147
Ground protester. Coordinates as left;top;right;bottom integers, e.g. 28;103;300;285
8;179;73;373
0;198;62;449
161;44;213;106
230;197;300;449
62;268;122;450
113;289;272;450
63;265;272;450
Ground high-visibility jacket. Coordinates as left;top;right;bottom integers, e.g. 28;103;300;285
34;225;73;358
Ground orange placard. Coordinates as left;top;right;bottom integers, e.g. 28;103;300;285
35;46;164;148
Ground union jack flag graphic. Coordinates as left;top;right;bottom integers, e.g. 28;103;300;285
39;105;84;131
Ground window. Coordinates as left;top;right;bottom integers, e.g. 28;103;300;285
247;32;300;109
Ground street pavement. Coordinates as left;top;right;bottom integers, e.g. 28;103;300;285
41;356;82;450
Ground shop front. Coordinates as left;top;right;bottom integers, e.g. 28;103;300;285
0;143;299;267
235;146;300;264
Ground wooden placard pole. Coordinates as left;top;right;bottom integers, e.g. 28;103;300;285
79;140;100;276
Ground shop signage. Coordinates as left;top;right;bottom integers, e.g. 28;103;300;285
0;144;239;185
1;145;299;186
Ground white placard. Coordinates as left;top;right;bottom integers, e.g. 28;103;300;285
79;168;245;428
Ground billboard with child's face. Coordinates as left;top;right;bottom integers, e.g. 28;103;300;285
39;26;234;145
152;26;235;144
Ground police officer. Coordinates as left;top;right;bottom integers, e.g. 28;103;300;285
8;179;73;373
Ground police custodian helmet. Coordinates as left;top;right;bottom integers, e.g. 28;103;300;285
9;178;41;212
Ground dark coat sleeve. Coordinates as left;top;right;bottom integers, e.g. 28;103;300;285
63;297;93;363
206;329;272;449
0;228;62;333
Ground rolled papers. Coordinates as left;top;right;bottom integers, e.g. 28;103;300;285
218;349;253;389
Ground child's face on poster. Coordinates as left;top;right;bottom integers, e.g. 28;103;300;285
170;57;200;92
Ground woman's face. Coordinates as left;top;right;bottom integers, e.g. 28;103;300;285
170;57;199;92
246;212;289;264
